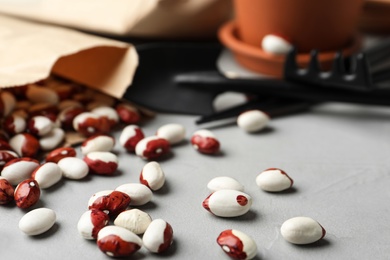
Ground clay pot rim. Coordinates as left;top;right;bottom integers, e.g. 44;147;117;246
218;20;361;69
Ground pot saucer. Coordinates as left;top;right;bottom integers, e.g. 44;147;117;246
218;21;361;78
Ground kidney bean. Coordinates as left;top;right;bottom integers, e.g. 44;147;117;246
1;157;40;186
135;136;170;160
156;123;186;145
217;229;257;260
27;116;54;136
191;129;220;154
281;217;326;244
202;189;252;217
0;91;16;117
83;151;118;175
14;179;40;209
207;176;244;193
73;112;110;137
81;135;115;155
237;109;270;133
9;133;40;158
115;183;152;206
91;106;119;127
97;226;142;257
142;219;173;253
39;128;65;151
45;147;76;163
26;85;59;105
0;150;19;171
114;209;152;235
139;161;165;191
0;177;15;205
88;190;131;217
2;115;26;136
115;103;140;124
57;157;89;180
256;168;294;192
56;106;86;130
31;162;62;189
119;125;145;153
19;208;56;236
77;209;110;240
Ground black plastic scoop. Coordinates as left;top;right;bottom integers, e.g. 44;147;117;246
123;42;223;115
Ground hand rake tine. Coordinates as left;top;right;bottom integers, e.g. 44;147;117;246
354;53;373;89
306;49;321;76
284;47;299;78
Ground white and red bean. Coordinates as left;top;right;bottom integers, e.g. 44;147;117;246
207;176;244;192
114;209;152;235
88;190;131;217
237;110;270;133
45;147;76;163
115;103;140;124
1;158;40;186
91;106;119;127
19;208;56;236
9;133;40;158
77;209;110;240
135;136;170;160
14;179;40;209
115;183;152;206
31;162;62;189
97;225;142;257
57;157;89;180
2;115;26;135
202;189;252;217
81;135;115;155
39;128;65;151
142;219;173;253
139;161;165;191
217;229;257;260
119;125;144;153
0;177;15;205
83;151;118;175
191;129;220;154
28;116;54;136
256;168;293;192
280;217;326;244
156;123;186;145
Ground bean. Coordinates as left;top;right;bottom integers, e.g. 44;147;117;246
88;190;130;217
255;168;293;192
81;135;115;155
202;189;252;217
39;128;65;151
115;183;152;206
31;162;62;189
0;177;15;205
156;123;186;145
207;176;244;192
280;216;326;244
45;147;76;163
119;125;144;153
142;219;173;253
191;129;220;154
14;179;40;209
19;208;56;236
237;110;270;133
135;136;170;160
9;133;40;158
83;151;118;175
1;157;40;186
115;103;140;124
217;229;257;260
57;157;89;180
97;226;142;257
114;209;152;235
139;161;165;191
77;209;109;240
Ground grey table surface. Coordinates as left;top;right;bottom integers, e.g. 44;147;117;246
2;100;390;260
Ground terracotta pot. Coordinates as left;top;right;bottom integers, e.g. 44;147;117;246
234;0;364;53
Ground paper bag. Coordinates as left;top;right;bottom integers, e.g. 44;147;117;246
0;14;138;99
0;0;232;38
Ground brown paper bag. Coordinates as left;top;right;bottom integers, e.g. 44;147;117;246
0;14;138;99
0;0;232;38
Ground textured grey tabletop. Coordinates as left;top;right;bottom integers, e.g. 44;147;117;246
2;101;390;260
